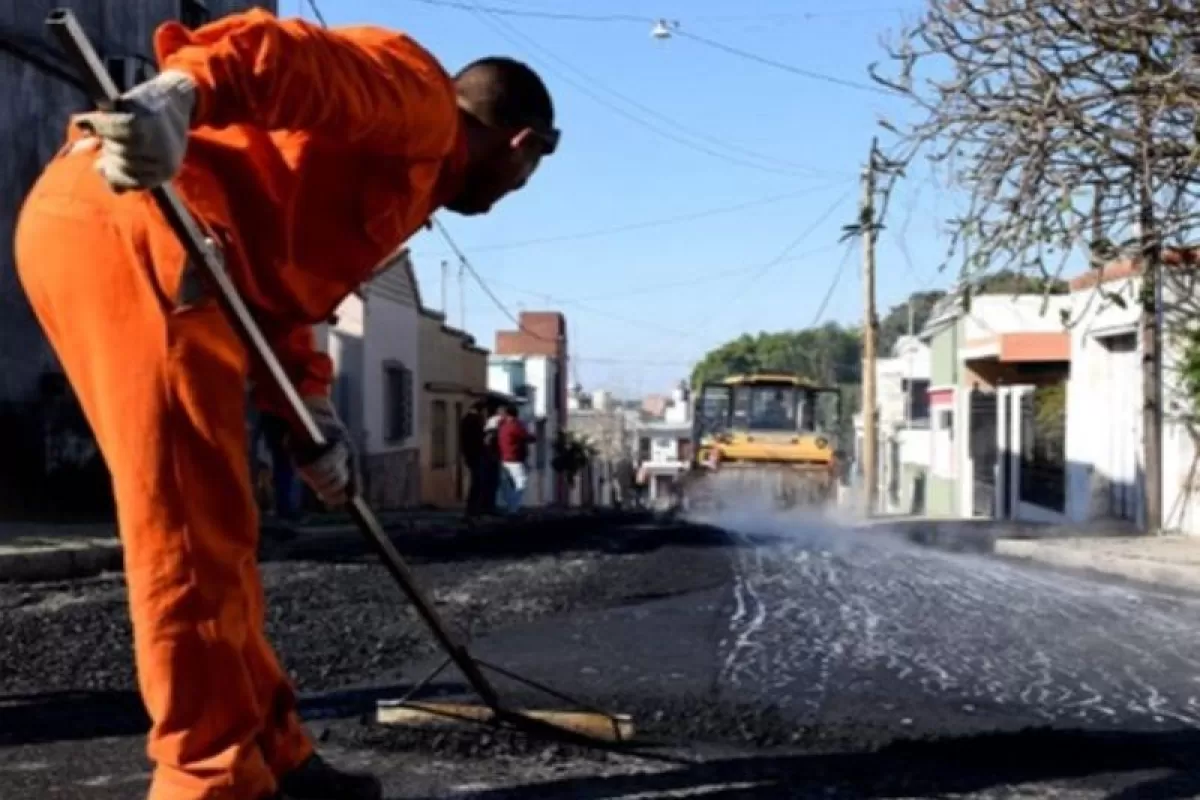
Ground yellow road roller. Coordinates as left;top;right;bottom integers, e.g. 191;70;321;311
680;373;844;513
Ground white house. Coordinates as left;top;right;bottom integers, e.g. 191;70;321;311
488;354;563;507
318;248;422;509
855;335;932;513
916;290;1075;521
1063;254;1200;533
633;383;693;508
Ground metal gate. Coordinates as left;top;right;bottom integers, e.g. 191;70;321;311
1018;383;1067;514
1103;333;1139;520
970;390;999;517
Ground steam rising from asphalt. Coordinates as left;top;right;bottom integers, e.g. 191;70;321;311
681;470;910;557
682;472;1200;732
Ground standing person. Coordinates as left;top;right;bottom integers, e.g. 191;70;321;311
259;411;302;522
13;10;558;800
497;404;535;513
482;399;504;513
459;399;487;517
613;455;635;509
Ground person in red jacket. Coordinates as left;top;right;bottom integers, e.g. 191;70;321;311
14;9;557;800
497;404;535;513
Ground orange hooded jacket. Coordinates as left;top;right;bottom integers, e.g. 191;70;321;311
147;8;468;414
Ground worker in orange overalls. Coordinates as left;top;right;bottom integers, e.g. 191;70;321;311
13;9;557;800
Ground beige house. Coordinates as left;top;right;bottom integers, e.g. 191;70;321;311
418;308;489;508
318;249;422;510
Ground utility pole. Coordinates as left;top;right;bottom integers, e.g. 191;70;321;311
440;259;448;314
905;298;915;427
860;139;880;516
458;261;467;330
1136;52;1163;534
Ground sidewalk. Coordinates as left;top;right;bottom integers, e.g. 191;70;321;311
0;507;635;583
860;516;1200;592
0;521;120;583
995;534;1200;594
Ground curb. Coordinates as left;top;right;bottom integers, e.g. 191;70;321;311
0;538;122;583
0;509;651;584
994;538;1200;594
854;518;1001;553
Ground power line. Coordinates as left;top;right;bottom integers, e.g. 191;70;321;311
482;242;842;308
483;277;699;339
670;29;897;98
302;0;328;26
403;0;903;25
405;0;647;22
807;241;856;327
633;189;856;367
469;10;840;177
570;244;843;302
436;219;703;344
409;0;896;99
573;355;695;366
412;181;847;256
723;189;856;308
432;218;557;342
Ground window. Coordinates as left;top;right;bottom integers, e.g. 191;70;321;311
180;0;211;28
677;438;693;463
432;401;448;468
903;379;931;425
638;436;651;462
383;362;413;443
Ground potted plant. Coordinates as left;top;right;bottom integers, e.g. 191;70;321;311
551;430;598;488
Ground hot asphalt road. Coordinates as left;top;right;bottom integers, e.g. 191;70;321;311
4;513;1200;798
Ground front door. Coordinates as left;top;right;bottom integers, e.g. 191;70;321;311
970;389;999;517
1103;333;1139;520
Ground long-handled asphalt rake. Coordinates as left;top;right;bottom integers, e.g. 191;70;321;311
45;7;661;758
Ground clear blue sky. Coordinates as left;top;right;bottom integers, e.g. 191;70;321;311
288;0;952;396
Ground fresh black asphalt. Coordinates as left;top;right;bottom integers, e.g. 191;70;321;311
4;513;1200;798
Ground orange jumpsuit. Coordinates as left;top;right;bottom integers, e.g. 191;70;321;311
13;10;467;800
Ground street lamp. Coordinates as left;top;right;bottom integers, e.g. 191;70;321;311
651;19;676;40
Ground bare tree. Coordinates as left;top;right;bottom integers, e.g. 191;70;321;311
873;0;1200;530
873;0;1200;286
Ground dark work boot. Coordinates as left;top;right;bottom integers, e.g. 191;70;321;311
277;753;383;800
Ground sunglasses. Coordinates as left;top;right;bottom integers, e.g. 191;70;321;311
531;126;560;156
512;125;560;156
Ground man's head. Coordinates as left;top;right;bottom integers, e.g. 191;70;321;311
504;403;519;418
448;56;557;216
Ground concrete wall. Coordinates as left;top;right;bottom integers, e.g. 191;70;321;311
0;0;274;512
494;311;569;505
925;320;963;518
1064;278;1141;527
1062;269;1200;534
362;266;421;510
419;310;487;508
961;295;1072;342
327;276;421;510
521;355;556;507
929;320;961;387
926;386;960;517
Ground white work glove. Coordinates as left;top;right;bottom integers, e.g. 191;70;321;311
292;397;359;508
74;69;197;193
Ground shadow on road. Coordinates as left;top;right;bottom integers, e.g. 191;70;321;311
424;728;1200;800
260;516;750;568
0;682;467;747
